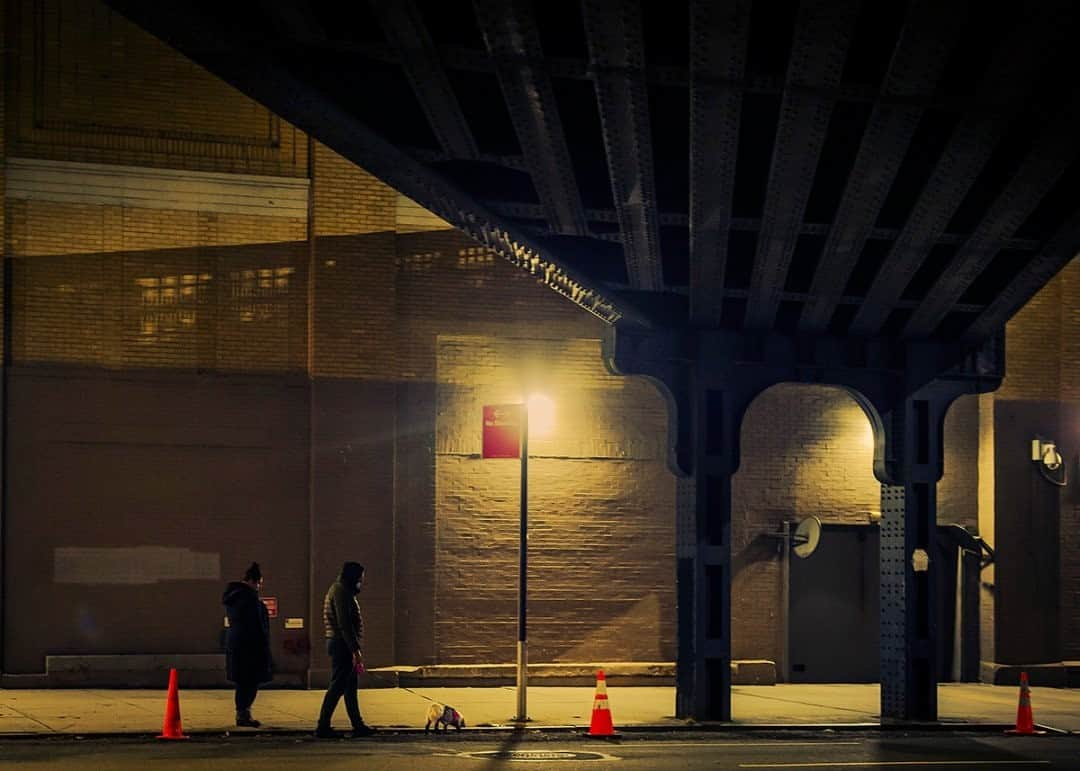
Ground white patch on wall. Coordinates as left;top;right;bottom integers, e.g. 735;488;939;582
54;547;221;585
5;158;309;220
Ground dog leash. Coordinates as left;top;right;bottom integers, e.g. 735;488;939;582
361;667;440;703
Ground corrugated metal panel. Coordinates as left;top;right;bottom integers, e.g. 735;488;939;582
5;158;309;219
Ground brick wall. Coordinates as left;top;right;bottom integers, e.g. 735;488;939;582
6;198;307;372
5;0;308;178
307;143;399;676
941;395;980;530
732;384;880;661
997;277;1062;402
433;334;674;663
4;369;310;675
730;383;981;663
2;0;1077;680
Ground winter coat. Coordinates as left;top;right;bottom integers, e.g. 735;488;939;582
322;562;364;653
222;581;273;684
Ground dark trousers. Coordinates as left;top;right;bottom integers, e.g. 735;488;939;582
234;682;258;713
317;638;363;730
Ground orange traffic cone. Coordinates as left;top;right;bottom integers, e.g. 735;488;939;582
157;668;189;740
1006;672;1045;735
587;669;618;737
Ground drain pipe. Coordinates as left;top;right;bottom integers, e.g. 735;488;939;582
306;135;317;686
780;520;790;683
0;256;11;676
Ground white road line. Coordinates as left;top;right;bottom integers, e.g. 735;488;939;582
591;738;859;742
739;761;1051;768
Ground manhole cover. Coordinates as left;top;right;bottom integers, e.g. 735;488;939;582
460;750;616;762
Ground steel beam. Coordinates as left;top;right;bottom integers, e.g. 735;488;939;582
609;322;1004;722
873;344;1003;720
101;0;637;327
484;200;1043;253
369;0;479;159
848;6;1068;336
581;0;663;290
903;100;1080;338
474;0;588;236
744;0;858;329
799;0;962;333
257;0;327;45
404;146;529;170
688;0;749;325
962;207;1080;344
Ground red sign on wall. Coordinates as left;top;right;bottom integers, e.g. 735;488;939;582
262;597;279;618
482;404;523;459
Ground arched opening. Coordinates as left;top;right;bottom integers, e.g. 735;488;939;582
731;383;982;697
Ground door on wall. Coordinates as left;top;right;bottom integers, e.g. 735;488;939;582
788;524;879;682
788;522;980;683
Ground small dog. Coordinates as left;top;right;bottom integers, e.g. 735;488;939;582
425;702;466;732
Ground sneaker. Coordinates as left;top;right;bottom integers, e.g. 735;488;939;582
314;727;343;739
236;712;262;728
350;724;378;737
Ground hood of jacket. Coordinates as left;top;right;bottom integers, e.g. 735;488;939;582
337;561;364;593
222;581;256;606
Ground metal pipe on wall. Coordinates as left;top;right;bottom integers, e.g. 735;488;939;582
780;520;790;683
0;256;10;675
306;135;317;685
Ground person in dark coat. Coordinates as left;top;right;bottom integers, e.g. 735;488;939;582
315;561;376;738
223;561;273;727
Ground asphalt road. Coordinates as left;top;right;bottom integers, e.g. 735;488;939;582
1;732;1077;769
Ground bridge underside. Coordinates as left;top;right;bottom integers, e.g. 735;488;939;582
101;0;1080;720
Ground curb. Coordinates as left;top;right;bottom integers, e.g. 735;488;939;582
0;722;1071;740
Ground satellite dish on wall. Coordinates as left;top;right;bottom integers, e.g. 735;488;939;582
792;516;822;559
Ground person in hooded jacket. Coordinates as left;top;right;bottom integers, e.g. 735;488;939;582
315;561;376;738
222;562;272;728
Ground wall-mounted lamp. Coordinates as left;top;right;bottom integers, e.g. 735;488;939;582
1031;436;1068;487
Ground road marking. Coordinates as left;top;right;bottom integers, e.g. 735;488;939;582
740;761;1051;768
459;749;618;762
591;738;859;742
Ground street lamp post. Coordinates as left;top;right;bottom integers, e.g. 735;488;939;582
483;397;552;724
516;405;528;723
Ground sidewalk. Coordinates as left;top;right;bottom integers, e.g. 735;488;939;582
1;684;1077;736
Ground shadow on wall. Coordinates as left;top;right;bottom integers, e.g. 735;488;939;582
734;532;782;577
550;594;667;662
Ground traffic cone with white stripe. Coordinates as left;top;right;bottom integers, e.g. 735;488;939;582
587;669;618;737
1006;672;1045;735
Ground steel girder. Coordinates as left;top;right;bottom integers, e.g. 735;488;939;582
581;0;664;291
903;99;1080;338
848;5;1070;337
608;325;1003;722
744;0;859;330
101;0;638;327
474;0;589;237
963;206;1080;343
688;0;749;325
874;367;1002;720
369;0;479;160
798;0;962;334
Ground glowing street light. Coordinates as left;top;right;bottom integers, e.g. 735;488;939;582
527;393;555;437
